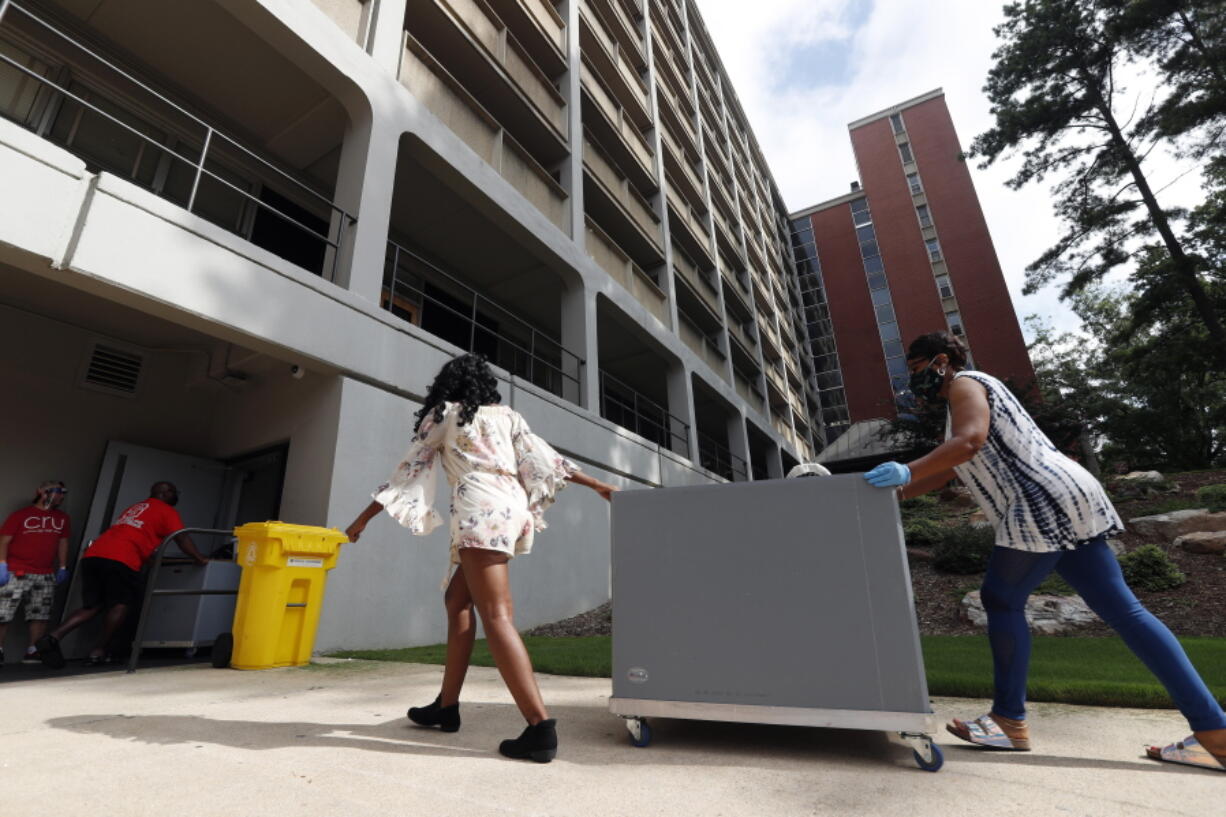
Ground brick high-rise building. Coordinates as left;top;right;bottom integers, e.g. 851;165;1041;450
788;89;1035;462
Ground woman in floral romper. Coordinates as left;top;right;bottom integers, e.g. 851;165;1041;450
345;354;616;763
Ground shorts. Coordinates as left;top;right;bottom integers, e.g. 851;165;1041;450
0;573;56;622
80;557;143;609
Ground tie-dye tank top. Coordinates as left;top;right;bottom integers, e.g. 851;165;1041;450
947;371;1122;552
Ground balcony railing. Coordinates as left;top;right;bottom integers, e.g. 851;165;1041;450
698;430;747;482
600;370;690;457
0;1;354;279
579;60;654;177
401;35;569;229
384;241;582;402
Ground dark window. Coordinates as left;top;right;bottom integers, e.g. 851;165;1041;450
863;255;885;274
855;224;876;243
871;287;892;306
907;172;922;194
879;321;900;341
250;188;329;274
917;204;932;228
883;339;904;359
875;303;896;323
898;142;914;163
859;239;879;258
889;112;904;134
867;271;887;291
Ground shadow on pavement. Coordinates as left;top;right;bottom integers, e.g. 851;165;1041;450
44;702;1215;776
1;652;208;684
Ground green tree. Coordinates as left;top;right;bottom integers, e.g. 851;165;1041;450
974;0;1226;366
1102;0;1226;154
1038;284;1226;470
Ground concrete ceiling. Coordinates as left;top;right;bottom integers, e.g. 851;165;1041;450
37;0;347;178
0;261;283;379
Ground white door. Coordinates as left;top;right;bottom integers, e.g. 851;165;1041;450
59;442;234;658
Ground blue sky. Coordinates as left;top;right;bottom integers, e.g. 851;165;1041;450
692;0;1204;341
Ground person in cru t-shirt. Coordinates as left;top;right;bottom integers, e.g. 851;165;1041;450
0;480;72;667
36;481;209;668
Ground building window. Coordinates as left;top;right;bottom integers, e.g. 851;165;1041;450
875;303;896;323
925;238;942;261
907;172;922;195
898;141;914;164
947;310;965;336
936;274;953;299
916;204;932;228
889;112;904;134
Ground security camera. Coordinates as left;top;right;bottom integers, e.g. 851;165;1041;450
290;364;305;379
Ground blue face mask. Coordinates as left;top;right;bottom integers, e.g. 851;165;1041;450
908;359;946;403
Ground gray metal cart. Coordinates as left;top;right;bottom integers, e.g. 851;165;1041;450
609;475;943;771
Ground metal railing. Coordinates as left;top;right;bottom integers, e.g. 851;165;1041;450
384;241;583;403
0;1;355;279
127;527;237;673
599;369;690;457
697;430;747;481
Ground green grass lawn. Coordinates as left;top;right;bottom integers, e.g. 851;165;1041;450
330;635;1226;710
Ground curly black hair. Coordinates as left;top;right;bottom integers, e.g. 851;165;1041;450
414;353;502;433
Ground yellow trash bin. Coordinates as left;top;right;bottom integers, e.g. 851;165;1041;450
228;521;347;670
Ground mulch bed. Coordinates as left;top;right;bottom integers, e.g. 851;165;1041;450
527;470;1226;639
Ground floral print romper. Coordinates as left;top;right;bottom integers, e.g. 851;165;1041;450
374;402;578;586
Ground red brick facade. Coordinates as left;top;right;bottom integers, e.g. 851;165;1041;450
795;92;1035;429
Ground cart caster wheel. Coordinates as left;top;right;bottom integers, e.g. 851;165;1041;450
625;718;652;748
211;632;233;669
913;743;943;772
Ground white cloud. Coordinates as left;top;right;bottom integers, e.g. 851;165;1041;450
691;0;1195;340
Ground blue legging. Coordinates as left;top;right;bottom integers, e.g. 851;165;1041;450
981;537;1226;731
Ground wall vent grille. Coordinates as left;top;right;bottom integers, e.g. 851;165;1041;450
81;342;143;396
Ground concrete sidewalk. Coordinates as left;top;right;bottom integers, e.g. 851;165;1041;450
0;660;1218;816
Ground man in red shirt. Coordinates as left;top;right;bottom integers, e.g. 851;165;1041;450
0;481;72;667
36;481;208;668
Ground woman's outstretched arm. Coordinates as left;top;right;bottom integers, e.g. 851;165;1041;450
566;471;618;502
345;500;384;542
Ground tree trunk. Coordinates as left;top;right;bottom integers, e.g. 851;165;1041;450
1088;83;1226;370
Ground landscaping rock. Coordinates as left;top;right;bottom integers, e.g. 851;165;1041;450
1128;509;1226;542
1111;471;1179;499
967;510;991;528
1175;531;1226;556
1119;470;1166;484
960;590;1097;635
1106;538;1125;556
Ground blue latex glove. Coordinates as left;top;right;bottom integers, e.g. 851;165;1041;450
0;562;9;587
865;462;911;488
55;567;69;586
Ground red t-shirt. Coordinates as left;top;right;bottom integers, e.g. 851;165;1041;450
1;506;71;574
86;498;185;571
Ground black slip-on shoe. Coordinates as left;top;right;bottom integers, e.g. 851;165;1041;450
407;696;461;733
498;718;557;763
35;635;66;669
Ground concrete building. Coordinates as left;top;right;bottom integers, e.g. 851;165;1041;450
0;0;818;656
788;89;1035;461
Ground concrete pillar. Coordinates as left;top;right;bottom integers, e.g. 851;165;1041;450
765;442;784;479
562;283;599;411
666;361;697;462
331;110;400;301
641;1;679;334
558;0;584;244
726;412;750;482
